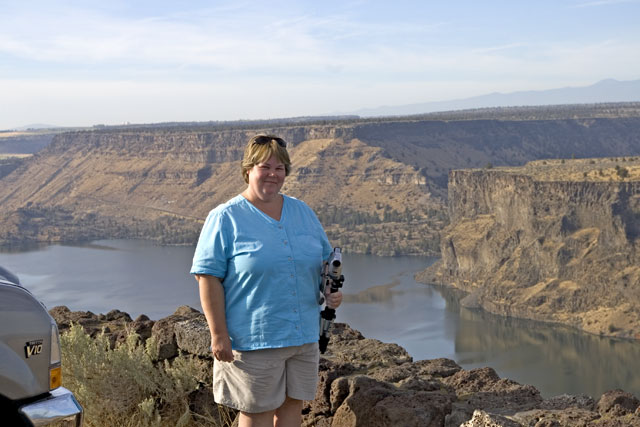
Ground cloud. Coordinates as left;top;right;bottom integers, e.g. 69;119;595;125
0;2;449;79
1;1;639;128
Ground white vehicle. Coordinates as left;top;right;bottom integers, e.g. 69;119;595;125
0;266;83;426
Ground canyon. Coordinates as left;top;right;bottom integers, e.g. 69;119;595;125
2;104;640;337
2;104;640;258
419;158;640;339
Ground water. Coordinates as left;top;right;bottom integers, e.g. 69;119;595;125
1;239;639;399
0;240;201;320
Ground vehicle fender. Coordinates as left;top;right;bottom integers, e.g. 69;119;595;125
0;283;53;400
0;340;43;400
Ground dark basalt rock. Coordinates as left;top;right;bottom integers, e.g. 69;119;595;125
49;306;640;426
150;305;202;360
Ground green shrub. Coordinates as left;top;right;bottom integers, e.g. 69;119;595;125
60;323;230;426
615;165;630;179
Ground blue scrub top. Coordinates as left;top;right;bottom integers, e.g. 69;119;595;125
191;194;332;350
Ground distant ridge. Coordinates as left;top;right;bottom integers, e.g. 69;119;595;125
90;115;360;131
353;78;640;118
81;103;640;133
11;124;62;131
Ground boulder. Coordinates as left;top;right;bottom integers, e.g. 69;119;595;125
511;408;600;426
539;393;595;411
52;307;640;427
597;389;640;417
174;315;211;357
443;367;542;425
325;324;412;370
305;357;356;419
104;309;132;322
49;305;142;347
150;305;202;360
414;358;463;378
460;410;521;427
129;316;155;342
330;375;453;427
49;305;101;334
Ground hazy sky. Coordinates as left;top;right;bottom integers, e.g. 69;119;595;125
1;0;639;129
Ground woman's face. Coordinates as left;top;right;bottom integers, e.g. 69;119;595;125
246;154;286;201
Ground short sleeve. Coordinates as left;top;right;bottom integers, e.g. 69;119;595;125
303;201;333;261
190;209;229;279
313;217;332;261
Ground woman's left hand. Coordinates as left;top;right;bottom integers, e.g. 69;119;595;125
324;288;343;309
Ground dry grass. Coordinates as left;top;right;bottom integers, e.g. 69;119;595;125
60;323;233;427
493;157;640;182
0;131;30;138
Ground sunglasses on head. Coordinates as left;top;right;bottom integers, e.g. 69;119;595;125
252;135;287;148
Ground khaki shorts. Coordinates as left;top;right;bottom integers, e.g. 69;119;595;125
213;342;320;413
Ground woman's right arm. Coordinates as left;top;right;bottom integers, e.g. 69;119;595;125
197;274;234;362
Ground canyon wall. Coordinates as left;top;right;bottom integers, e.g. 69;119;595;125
419;159;640;338
0;124;442;255
2;113;640;255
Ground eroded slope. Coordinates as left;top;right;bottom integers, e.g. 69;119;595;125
419;158;640;338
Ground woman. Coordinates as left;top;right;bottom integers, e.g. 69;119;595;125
191;134;343;427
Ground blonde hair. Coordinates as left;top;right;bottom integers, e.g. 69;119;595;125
241;135;291;183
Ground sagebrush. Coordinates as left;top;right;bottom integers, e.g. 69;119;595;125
60;323;233;426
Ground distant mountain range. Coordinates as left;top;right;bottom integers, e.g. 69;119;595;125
352;78;640;117
9;78;640;130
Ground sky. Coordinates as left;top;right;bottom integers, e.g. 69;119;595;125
1;0;640;129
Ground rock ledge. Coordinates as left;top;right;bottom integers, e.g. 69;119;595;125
50;306;640;426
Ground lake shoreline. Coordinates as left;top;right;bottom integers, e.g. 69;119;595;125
417;259;640;343
3;240;640;400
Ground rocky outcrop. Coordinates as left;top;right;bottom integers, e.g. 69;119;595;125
50;306;640;426
0;156;25;179
0;132;55;155
419;159;640;339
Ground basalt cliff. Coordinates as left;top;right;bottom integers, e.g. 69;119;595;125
3;104;640;256
418;158;640;339
0;125;444;255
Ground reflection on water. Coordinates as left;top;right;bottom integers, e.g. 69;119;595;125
1;241;640;399
338;255;454;362
340;253;640;399
445;294;640;398
342;279;401;304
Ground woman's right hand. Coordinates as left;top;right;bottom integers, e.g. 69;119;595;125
211;333;234;362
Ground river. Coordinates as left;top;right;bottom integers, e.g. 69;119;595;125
1;239;639;399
